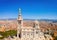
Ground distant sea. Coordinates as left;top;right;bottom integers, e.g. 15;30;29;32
0;18;57;23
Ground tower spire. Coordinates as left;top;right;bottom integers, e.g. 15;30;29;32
18;8;23;20
18;8;21;16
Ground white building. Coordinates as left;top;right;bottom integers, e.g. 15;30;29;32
17;8;45;40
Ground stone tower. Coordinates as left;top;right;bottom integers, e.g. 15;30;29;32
34;20;40;29
34;20;45;40
17;8;23;38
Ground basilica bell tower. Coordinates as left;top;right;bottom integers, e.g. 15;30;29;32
17;8;23;38
18;8;23;26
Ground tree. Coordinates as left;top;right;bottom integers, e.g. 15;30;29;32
54;36;57;40
0;30;17;39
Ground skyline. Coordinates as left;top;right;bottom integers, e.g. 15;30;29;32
0;0;57;19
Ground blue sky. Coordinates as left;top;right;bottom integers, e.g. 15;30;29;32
0;0;57;19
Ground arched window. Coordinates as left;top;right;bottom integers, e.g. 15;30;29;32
36;31;38;34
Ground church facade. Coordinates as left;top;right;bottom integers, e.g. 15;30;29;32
17;8;45;40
